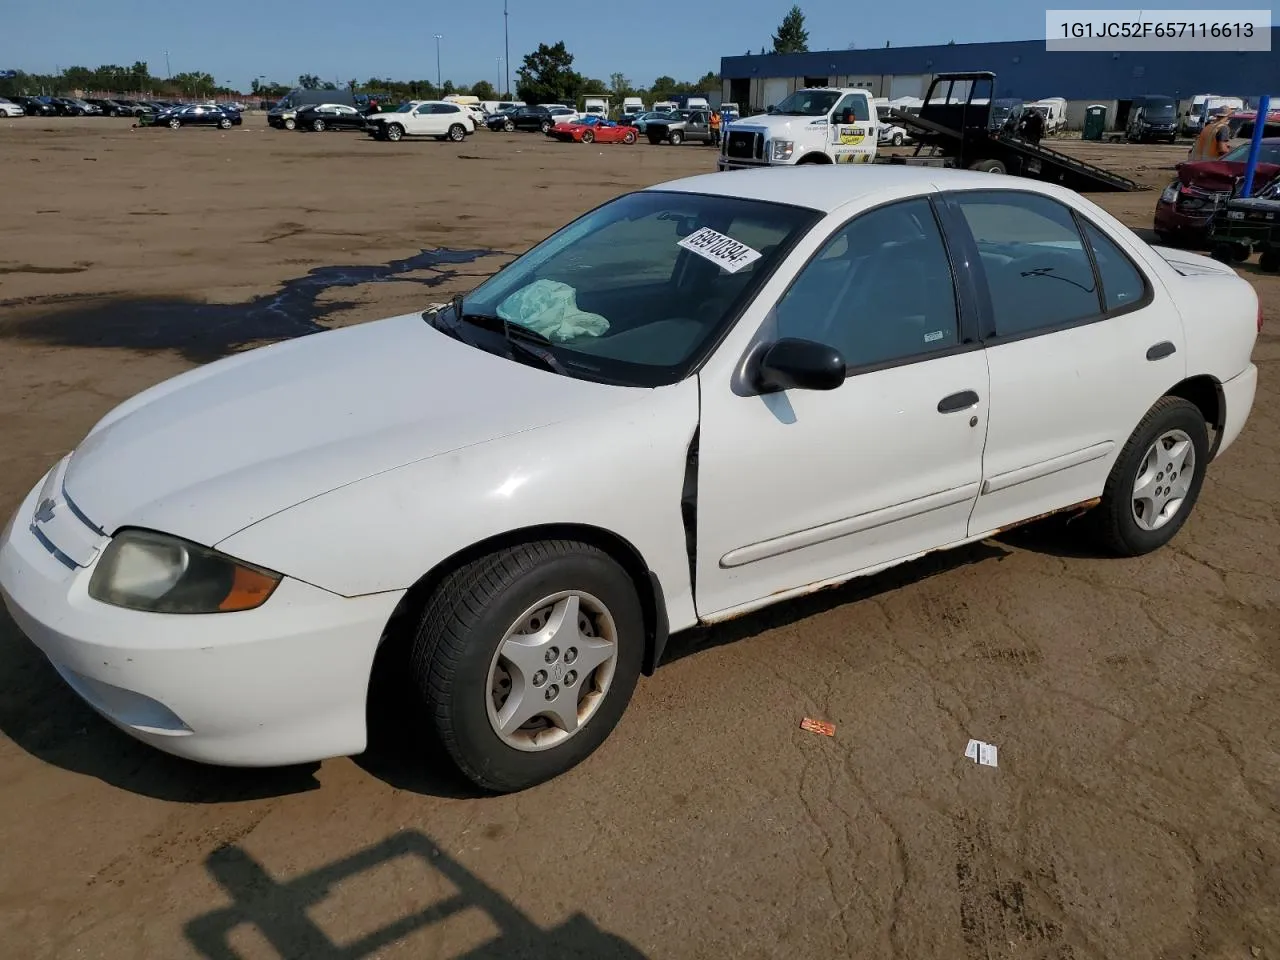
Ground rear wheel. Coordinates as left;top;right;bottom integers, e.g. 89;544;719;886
503;118;515;132
540;119;552;134
411;540;645;793
168;118;181;129
448;123;466;142
581;129;595;144
892;132;904;146
311;118;325;132
969;158;1006;174
219;117;232;129
668;130;683;145
1088;397;1208;556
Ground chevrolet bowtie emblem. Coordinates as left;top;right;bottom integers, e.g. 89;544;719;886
33;498;56;524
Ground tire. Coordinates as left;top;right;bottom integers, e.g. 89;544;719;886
623;130;636;144
540;120;552;134
668;130;683;146
503;119;514;132
283;117;296;130
968;158;1006;174
386;123;403;142
311;118;325;132
648;134;663;145
1088;397;1209;556
411;540;645;793
1260;250;1280;272
219;118;232;129
892;132;904;146
168;118;181;129
448;123;465;142
580;129;594;144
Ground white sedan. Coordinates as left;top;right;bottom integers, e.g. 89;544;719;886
366;100;475;142
0;168;1259;792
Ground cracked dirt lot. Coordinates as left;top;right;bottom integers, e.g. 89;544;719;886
0;117;1276;960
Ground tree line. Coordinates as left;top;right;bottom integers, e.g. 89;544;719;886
0;40;722;105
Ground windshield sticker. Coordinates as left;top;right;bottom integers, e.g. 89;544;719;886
678;227;762;273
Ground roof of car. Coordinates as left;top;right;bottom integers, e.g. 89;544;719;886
650;166;1075;214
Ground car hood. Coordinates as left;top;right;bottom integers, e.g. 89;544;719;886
1177;159;1280;192
63;313;642;547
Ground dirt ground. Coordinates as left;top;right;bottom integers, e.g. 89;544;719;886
1;115;1277;960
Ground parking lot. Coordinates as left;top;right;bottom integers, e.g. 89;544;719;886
1;114;1278;959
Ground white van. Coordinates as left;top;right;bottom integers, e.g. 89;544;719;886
1026;97;1067;134
1183;94;1245;133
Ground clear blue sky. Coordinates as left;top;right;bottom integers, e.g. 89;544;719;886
2;0;1268;91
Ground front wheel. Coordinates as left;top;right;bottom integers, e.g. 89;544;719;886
168;118;181;129
1088;397;1208;556
668;130;683;146
503;119;515;132
623;130;636;144
312;118;325;131
892;132;904;146
385;123;404;142
219;118;232;129
411;540;645;793
283;117;296;130
540;120;552;134
448;123;466;142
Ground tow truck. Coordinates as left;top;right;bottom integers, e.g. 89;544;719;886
879;71;1138;192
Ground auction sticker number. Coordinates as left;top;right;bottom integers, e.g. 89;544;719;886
678;227;762;273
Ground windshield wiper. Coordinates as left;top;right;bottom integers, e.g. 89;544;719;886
449;294;569;375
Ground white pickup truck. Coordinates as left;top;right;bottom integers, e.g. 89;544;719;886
717;88;878;170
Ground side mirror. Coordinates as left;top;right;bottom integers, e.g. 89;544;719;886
755;338;846;393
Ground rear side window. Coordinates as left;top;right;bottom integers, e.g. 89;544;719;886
1081;221;1146;312
951;192;1100;337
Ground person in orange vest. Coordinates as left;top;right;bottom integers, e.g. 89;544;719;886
709;108;722;146
1189;105;1234;161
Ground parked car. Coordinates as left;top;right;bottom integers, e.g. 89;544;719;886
486;104;558;133
294;103;368;132
147;104;242;129
1126;96;1179;144
878;123;909;146
4;167;1257;793
51;97;102;116
110;98;153;117
0;97;24;117
1153;138;1280;244
546;119;638;144
13;96;56;116
645;109;713;145
365;100;475;141
629;110;679;134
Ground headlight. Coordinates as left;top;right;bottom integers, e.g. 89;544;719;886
1160;183;1179;204
771;139;794;161
89;529;281;614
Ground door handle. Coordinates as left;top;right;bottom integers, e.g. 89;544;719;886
1146;341;1176;361
938;390;980;413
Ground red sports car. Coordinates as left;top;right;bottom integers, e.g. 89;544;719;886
1153;138;1280;245
547;120;638;144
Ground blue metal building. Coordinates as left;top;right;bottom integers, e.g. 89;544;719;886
719;30;1280;114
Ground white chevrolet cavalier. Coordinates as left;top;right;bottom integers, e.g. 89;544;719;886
0;168;1259;792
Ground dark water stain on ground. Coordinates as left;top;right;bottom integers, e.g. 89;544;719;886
0;264;90;276
0;247;506;364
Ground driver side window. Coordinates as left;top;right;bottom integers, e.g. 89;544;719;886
833;94;869;122
774;198;960;370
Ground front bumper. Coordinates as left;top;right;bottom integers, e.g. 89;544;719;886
717;157;774;171
0;462;404;767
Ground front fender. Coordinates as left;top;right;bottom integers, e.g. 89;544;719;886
216;378;701;630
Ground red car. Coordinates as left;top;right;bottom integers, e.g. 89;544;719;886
546;120;638;144
1154;138;1280;245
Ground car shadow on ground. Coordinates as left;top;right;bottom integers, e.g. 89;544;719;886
185;829;648;959
0;246;501;364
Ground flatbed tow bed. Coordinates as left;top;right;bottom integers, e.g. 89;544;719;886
878;72;1139;193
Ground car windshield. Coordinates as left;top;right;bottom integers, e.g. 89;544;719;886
1223;142;1280;164
1145;103;1175;120
434;190;820;387
394;102;416;113
772;90;841;116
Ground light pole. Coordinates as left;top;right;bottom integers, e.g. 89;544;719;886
496;58;503;99
434;34;443;91
503;0;510;98
165;50;171;80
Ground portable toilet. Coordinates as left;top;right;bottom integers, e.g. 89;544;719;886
1083;104;1107;141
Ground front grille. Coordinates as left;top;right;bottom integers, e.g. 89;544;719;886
726;130;762;160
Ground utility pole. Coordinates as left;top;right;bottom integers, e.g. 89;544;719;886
496;58;503;99
504;0;510;98
165;50;171;79
434;34;443;90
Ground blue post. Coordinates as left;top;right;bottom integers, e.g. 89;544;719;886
1241;95;1270;197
